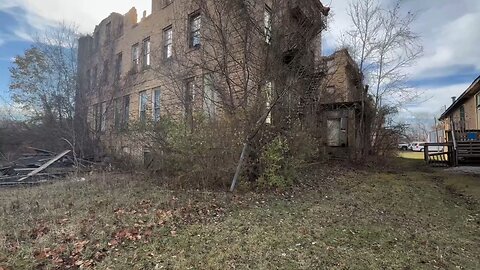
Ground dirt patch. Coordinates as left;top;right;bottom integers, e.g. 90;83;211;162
445;166;480;175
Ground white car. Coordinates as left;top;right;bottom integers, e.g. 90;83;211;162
398;143;409;151
410;142;425;152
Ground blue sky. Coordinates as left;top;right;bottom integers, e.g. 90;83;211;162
324;0;480;122
1;0;480;123
0;7;32;105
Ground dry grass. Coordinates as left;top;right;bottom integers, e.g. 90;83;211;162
0;160;479;269
397;151;424;160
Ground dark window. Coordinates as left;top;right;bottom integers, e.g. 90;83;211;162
189;12;201;48
153;88;161;121
203;74;217;119
132;43;140;70
163;26;173;59
115;52;122;81
92;65;98;90
139;90;148;123
185;79;195;123
264;5;272;44
123;95;130;128
100;102;107;132
116;21;124;38
460;105;466;130
93;104;100;132
142;37;151;68
264;81;273;124
103;60;109;85
105;22;112;44
86;69;91;91
114;98;122;129
94;31;100;50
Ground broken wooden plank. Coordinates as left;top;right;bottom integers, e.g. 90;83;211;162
17;150;71;182
14;168;36;172
28;147;57;155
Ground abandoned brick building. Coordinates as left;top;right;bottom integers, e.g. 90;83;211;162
75;0;369;160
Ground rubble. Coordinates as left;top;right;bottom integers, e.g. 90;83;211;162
0;147;94;187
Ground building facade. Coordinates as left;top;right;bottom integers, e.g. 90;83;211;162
317;49;372;158
75;0;331;158
440;75;480;133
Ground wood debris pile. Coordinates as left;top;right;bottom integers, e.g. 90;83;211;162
0;147;94;187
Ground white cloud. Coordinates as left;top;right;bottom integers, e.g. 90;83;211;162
398;83;470;120
322;0;480;119
323;0;480;80
1;0;151;34
410;10;480;79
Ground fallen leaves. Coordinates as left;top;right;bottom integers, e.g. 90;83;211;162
5;194;231;269
30;224;50;239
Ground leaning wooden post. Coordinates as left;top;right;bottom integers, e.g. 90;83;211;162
230;142;248;192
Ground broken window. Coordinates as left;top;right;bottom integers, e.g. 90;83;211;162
327;118;348;147
142;37;151;68
327;59;336;74
203;74;217;119
103;60;109;85
86;69;91;91
132;43;140;71
264;5;272;44
94;31;100;51
123;95;130;128
105;22;111;44
92;65;98;90
139;90;148;123
116;21;124;38
189;12;201;48
115;52;122;81
264;81;273;124
164;26;173;59
100;102;107;132
114;98;122;130
93;104;100;132
185;78;195;122
153;88;161;122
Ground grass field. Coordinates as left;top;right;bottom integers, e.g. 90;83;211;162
397;150;425;160
0;158;479;269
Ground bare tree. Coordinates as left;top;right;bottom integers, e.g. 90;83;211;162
341;0;423;108
340;0;423;153
8;22;79;151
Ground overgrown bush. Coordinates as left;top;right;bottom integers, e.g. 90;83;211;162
136;116;243;190
122;116;326;191
258;136;295;189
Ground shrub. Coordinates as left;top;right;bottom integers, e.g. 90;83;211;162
142;116;243;190
258;136;295;189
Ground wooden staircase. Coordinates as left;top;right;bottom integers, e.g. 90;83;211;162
457;140;480;161
452;129;480;164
